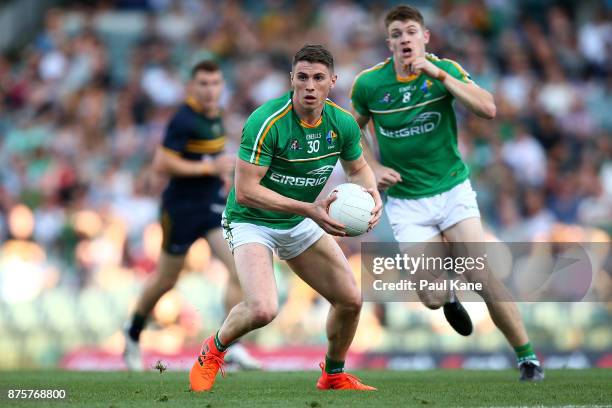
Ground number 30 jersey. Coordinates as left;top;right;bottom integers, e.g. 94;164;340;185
224;91;363;229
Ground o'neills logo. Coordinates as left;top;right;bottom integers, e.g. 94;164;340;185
379;112;441;138
269;165;334;186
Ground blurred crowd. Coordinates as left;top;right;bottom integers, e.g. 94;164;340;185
0;0;611;368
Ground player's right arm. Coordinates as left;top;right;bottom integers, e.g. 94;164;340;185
155;111;234;178
234;159;346;236
237;107;345;236
153;147;234;177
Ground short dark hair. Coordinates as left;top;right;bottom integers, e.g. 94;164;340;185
191;60;221;78
384;5;425;29
292;44;334;72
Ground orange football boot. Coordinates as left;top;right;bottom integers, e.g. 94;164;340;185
316;362;377;391
189;335;227;392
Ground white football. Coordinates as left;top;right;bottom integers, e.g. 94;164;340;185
327;183;375;237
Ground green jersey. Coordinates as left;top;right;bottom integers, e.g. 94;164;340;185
224;91;363;229
351;54;473;198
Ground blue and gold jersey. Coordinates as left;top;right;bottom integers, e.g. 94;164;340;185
161;97;226;203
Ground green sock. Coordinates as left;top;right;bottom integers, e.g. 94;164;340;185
214;332;228;352
514;342;537;364
325;355;345;374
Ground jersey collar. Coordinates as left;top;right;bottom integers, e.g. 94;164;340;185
391;56;421;83
288;91;324;128
185;96;221;118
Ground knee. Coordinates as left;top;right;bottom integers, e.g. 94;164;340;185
423;299;444;310
419;291;446;310
335;293;362;315
249;301;278;328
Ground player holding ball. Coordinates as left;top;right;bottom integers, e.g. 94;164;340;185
189;44;382;392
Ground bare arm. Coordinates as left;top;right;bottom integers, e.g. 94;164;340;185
152;147;235;177
234;159;310;215
234;159;346;236
410;57;496;119
352;111;403;190
354;113;380;168
340;153;383;229
439;76;496;119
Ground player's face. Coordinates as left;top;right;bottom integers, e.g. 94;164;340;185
190;70;224;112
386;20;430;66
290;61;337;112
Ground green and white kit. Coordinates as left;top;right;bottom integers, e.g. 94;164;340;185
351;54;480;241
223;91;363;256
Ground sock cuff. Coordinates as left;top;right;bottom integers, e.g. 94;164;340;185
214;331;229;352
513;342;532;353
325;355;345;374
514;342;538;365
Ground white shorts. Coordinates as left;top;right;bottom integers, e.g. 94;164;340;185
221;215;325;260
385;179;481;242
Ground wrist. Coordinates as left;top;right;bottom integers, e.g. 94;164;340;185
370;160;382;172
199;160;214;176
297;201;314;217
436;68;447;82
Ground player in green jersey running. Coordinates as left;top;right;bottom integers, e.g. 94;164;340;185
351;5;543;381
189;45;382;392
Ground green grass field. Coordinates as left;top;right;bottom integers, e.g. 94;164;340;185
1;369;611;407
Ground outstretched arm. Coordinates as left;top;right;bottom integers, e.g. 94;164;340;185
153;147;235;192
153;147;235;177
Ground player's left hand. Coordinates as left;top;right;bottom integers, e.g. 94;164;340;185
364;187;382;231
